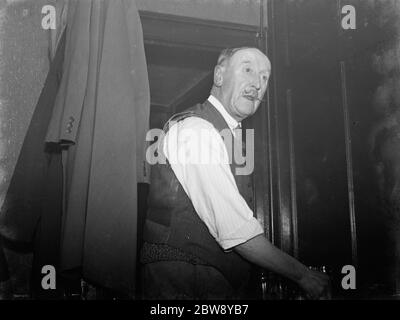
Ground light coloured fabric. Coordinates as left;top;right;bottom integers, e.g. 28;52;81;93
163;95;263;250
45;0;150;296
49;0;69;61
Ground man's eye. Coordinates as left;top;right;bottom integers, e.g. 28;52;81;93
245;67;252;73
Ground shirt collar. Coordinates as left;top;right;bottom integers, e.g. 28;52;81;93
207;95;241;133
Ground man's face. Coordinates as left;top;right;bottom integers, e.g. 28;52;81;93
217;48;271;121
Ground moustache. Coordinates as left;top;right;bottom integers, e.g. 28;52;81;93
243;89;265;102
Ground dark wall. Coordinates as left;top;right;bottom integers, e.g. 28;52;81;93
270;0;400;296
0;0;54;298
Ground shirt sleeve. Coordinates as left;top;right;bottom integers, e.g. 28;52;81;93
163;117;264;250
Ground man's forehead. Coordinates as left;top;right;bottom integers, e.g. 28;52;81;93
230;48;271;71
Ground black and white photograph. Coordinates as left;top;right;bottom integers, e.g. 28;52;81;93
0;0;399;309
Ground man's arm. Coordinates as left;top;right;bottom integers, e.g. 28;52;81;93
234;234;330;299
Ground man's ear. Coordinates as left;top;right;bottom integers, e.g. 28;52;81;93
214;65;224;87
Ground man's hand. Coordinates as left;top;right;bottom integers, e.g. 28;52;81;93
234;235;332;299
297;269;330;300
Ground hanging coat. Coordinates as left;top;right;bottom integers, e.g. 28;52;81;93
45;0;150;295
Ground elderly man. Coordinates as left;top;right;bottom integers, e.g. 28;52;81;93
141;47;329;299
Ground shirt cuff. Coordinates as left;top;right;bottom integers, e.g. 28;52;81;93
217;217;264;251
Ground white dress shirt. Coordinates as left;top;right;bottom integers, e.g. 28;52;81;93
162;95;264;250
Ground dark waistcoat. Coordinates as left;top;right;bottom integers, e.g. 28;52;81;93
143;100;254;290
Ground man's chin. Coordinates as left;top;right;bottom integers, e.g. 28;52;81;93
237;103;257;119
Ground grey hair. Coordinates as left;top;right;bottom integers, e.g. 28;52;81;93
216;47;252;66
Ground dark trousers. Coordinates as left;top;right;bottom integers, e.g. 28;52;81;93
0;238;9;282
141;261;236;300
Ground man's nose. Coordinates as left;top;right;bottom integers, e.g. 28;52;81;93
252;76;261;90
